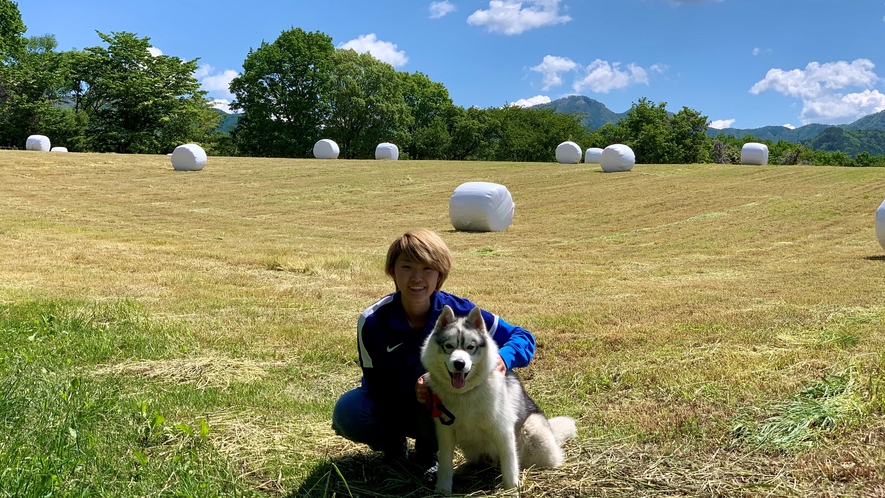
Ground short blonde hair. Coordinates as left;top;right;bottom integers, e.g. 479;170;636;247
385;229;452;291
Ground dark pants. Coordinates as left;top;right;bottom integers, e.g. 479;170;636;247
332;386;437;455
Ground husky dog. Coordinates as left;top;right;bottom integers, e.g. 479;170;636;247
420;305;577;494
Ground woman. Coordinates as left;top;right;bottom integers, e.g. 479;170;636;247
332;229;536;470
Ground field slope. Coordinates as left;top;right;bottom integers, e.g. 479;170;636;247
1;151;884;497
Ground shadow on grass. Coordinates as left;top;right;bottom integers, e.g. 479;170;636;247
287;453;501;498
864;255;885;261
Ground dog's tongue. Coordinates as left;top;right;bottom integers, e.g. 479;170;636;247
452;372;466;390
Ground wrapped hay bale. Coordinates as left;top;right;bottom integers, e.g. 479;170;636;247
26;135;51;152
50;147;68;153
375;142;399;160
555;141;582;164
584;147;604;164
877;199;885;252
171;144;207;171
741;142;769;165
313;139;340;159
600;144;635;172
449;182;515;232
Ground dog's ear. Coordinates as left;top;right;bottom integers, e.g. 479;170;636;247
436;305;456;329
466;306;485;332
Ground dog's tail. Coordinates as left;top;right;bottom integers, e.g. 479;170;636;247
548;416;577;446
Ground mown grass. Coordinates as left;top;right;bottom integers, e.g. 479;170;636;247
1;151;884;496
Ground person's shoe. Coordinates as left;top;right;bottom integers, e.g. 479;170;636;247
411;449;438;485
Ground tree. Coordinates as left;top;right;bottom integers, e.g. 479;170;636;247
670;106;710;164
0;35;87;149
72;31;217;154
399;71;453;159
0;0;24;62
229;28;335;158
324;49;411;159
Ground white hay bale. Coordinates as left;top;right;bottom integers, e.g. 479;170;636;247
449;182;515;232
313;139;340;159
584;147;604;164
26;135;51;152
600;144;636;172
877;199;885;252
171;143;207;171
50;147;68;153
741;142;769;165
375;142;399;160
555;141;582;164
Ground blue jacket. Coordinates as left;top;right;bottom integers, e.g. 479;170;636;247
357;291;535;409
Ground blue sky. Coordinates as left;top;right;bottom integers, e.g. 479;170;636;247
18;0;885;129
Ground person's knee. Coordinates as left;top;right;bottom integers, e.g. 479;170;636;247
332;389;375;442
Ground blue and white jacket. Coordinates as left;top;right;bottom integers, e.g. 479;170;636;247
357;290;536;409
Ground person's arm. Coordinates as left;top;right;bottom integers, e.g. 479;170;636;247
483;311;536;370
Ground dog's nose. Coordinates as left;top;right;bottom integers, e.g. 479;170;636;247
452;359;465;371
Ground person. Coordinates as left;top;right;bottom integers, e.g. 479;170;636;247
331;228;536;472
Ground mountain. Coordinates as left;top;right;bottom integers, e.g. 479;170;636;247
705;124;831;142
211;108;241;133
843;109;885;131
532;96;627;130
804;127;885;157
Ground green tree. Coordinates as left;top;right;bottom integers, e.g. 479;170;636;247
229;28;335;158
0;35;87;149
72;31;217;154
324;49;411;159
0;0;24;61
399;71;453;159
670;106;710;163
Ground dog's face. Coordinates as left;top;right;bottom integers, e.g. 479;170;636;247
421;305;494;393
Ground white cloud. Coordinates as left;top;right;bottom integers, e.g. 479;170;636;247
649;63;668;74
147;46;163;57
531;55;578;90
467;0;571;35
752;47;760;56
338;34;408;68
511;95;551;107
783;123;795;129
210;99;233;114
195;64;238;101
430;1;457;18
573;60;649;93
708;119;736;129
750;59;885;123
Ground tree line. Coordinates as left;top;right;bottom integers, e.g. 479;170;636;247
1;0;882;166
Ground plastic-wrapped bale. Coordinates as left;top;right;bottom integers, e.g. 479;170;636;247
171;144;207;171
375;142;399;160
50;147;68;153
555;141;582;164
313;139;340;159
449;182;515;232
600;144;635;172
877;199;885;252
26;135;51;152
584;147;604;164
741;142;769;165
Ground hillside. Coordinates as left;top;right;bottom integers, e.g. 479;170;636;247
706;124;831;142
211;109;241;133
804;126;885;156
532;95;627;130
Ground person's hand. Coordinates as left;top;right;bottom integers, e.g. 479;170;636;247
416;373;430;404
495;355;506;375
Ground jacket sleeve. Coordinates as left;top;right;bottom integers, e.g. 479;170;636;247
357;314;387;400
483;311;535;369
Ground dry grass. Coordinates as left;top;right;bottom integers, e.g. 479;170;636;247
2;150;885;496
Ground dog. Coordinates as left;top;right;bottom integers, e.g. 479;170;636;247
420;305;577;494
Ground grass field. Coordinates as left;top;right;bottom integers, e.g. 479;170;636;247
1;150;884;497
